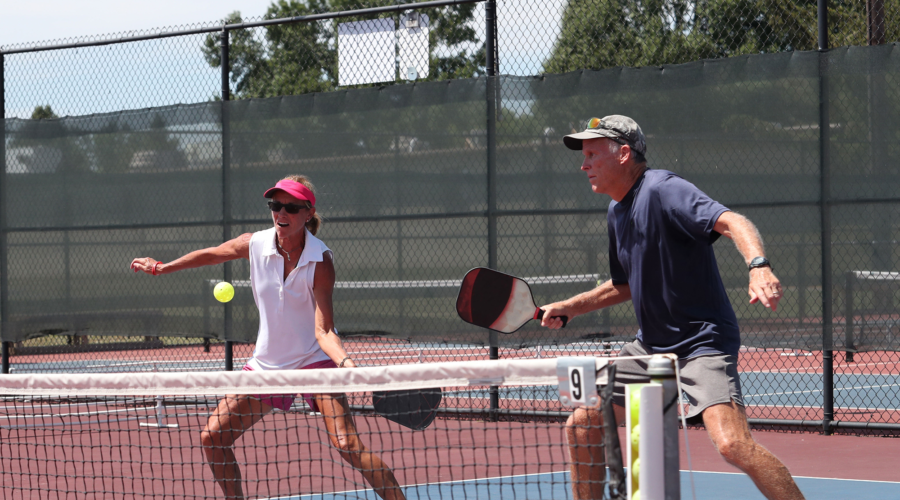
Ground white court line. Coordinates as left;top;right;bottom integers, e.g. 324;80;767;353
738;402;900;412
740;362;900;374
687;470;900;484
277;470;900;500
0;407;148;420
0;412;210;430
744;383;900;399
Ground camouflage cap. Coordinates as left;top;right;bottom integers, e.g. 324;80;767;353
563;115;646;156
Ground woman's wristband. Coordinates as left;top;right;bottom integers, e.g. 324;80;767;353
339;357;351;368
152;262;163;276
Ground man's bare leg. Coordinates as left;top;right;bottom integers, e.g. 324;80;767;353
703;402;805;500
565;407;612;500
200;395;271;499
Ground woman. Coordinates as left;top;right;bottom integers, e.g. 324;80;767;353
130;175;405;500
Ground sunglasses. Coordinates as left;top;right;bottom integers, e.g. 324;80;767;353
267;200;309;214
587;117;627;144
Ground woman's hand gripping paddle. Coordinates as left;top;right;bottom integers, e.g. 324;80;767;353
455;267;568;333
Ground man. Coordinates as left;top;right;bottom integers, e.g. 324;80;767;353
540;116;805;500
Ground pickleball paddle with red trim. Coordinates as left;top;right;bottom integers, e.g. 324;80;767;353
456;267;567;333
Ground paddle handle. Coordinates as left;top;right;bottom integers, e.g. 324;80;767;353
535;308;568;328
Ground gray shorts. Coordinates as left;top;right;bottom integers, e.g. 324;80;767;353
611;340;744;425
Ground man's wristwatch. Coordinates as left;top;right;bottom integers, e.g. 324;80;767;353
748;256;770;271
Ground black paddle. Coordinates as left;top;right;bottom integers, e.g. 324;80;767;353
456;267;567;333
372;388;442;431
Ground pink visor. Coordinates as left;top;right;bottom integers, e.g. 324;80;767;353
263;179;316;206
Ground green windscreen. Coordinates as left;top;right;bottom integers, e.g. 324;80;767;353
3;45;900;351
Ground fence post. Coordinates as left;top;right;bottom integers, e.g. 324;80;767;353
221;28;234;372
867;0;886;45
485;0;500;419
818;0;834;435
0;51;9;374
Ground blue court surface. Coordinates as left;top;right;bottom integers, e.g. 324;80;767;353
740;371;900;409
281;470;900;500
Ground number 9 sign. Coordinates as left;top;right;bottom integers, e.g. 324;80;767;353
556;357;604;408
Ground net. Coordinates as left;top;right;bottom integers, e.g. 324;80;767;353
0;357;673;500
843;271;900;354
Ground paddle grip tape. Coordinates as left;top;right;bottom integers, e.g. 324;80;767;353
534;308;568;327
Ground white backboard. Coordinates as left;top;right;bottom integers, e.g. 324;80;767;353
338;18;396;86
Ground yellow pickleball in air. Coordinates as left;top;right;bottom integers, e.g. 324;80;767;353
214;282;235;303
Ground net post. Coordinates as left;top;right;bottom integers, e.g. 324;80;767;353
220;28;234;372
649;355;680;500
139;395;179;429
1;342;8;374
488;331;499;421
485;0;500;423
485;0;498;270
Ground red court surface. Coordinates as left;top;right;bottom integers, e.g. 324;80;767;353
0;409;570;499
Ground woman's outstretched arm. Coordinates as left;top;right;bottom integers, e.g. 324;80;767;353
130;233;252;275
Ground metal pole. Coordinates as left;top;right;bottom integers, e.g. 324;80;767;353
818;0;834;435
485;0;497;275
485;0;499;419
221;29;234;372
867;0;886;46
0;52;9;374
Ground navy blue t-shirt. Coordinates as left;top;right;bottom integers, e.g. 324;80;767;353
608;169;740;358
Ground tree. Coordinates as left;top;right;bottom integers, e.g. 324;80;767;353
30;105;58;121
202;0;484;100
540;0;886;74
543;0;716;74
203;1;336;98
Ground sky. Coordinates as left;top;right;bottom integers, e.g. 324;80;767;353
1;0;563;118
0;1;277;47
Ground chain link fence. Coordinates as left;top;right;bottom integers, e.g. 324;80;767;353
2;0;900;433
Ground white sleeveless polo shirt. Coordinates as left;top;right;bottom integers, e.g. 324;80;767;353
245;227;333;371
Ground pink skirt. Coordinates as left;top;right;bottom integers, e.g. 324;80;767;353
243;358;338;412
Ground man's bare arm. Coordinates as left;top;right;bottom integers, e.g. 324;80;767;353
540;280;631;329
714;211;783;311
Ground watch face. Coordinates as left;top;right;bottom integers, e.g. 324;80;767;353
750;257;769;269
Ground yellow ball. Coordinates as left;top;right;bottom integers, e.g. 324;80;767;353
630;392;641;424
632;456;640;482
214;282;234;303
632;490;641;500
631;424;641;453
